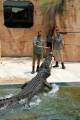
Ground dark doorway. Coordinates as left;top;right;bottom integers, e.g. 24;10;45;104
3;0;34;28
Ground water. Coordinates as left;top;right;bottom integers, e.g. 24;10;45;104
0;83;80;120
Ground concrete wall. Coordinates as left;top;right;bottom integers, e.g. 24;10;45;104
0;0;80;61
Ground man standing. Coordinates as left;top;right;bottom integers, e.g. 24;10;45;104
53;29;66;69
31;31;44;74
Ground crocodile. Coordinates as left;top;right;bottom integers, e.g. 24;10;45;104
0;53;53;109
21;52;53;89
38;52;53;70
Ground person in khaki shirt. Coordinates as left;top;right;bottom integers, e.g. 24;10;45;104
53;29;66;69
31;31;44;74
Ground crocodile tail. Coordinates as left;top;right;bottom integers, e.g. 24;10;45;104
0;95;19;109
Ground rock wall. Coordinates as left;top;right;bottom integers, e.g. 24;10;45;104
62;0;80;61
0;0;80;61
0;0;43;57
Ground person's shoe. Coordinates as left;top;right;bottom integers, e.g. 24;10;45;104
31;70;35;74
53;61;59;68
36;65;39;72
61;62;66;69
31;66;35;74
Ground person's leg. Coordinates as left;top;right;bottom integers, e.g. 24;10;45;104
36;55;41;72
60;50;65;69
31;53;36;74
53;61;59;67
53;50;59;67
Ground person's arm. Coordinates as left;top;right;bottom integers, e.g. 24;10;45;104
37;39;48;48
39;39;50;48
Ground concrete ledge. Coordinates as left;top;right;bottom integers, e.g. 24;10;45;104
0;57;80;85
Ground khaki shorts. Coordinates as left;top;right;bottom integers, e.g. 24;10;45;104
53;49;63;57
33;52;42;59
